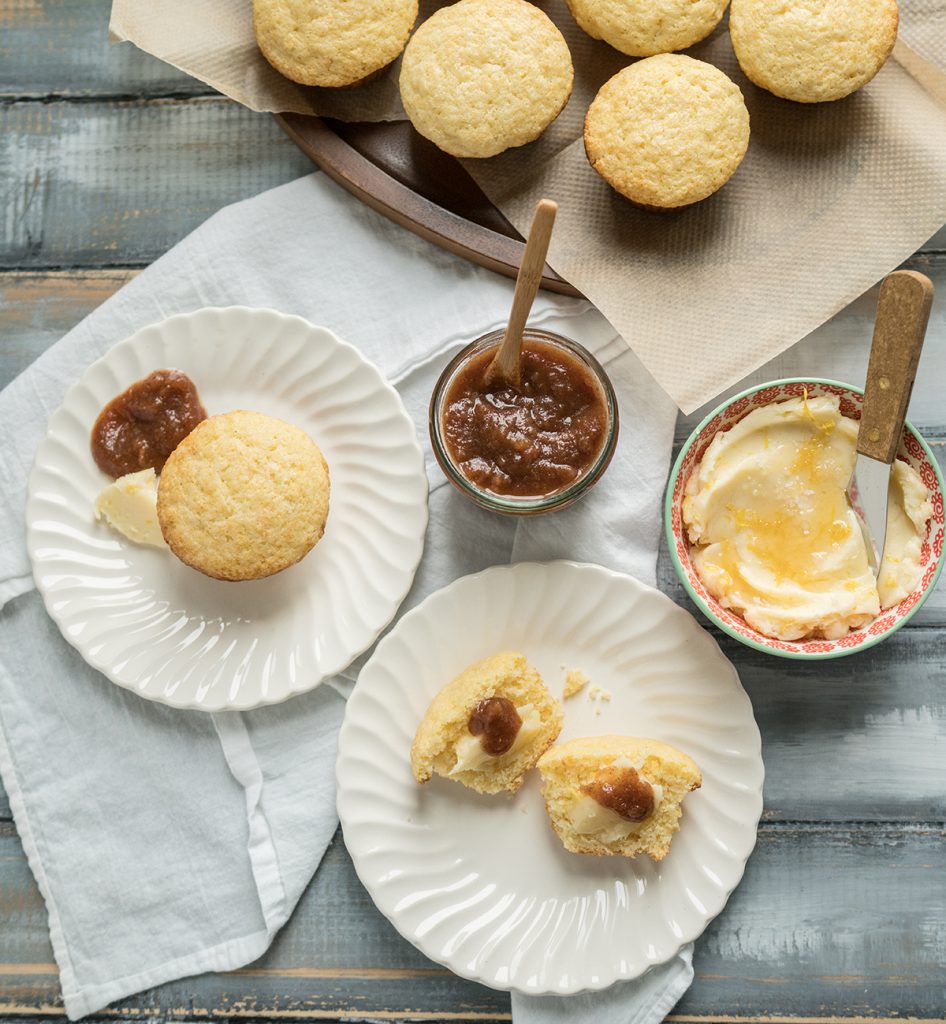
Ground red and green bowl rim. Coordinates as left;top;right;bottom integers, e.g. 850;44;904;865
664;378;946;660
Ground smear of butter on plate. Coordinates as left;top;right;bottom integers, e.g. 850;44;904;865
95;468;167;548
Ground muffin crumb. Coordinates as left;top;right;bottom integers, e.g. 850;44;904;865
563;669;589;699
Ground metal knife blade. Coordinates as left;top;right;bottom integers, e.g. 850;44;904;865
848;452;890;573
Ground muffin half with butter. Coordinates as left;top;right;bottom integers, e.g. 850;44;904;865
411;651;563;794
538;736;701;859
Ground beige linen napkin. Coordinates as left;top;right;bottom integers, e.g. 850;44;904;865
109;0;946;411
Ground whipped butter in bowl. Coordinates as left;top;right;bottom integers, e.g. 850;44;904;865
666;380;945;659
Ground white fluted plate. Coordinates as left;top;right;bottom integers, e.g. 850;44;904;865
337;561;763;994
26;307;428;711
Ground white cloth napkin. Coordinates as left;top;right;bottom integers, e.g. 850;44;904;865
0;173;680;1021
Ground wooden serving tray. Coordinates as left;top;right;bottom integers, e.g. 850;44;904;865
275;113;581;297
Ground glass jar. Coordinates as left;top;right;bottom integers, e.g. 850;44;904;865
429;327;619;515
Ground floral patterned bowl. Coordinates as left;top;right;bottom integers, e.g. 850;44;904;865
664;379;945;659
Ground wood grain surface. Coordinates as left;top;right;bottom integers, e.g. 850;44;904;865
0;821;944;1020
0;100;312;269
2;2;946;1023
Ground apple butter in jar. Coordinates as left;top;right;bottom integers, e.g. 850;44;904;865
430;328;617;514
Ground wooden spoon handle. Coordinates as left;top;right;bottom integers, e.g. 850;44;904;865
858;270;933;464
488;199;558;384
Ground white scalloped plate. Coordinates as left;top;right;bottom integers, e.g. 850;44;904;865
26;307;428;711
337;561;763;994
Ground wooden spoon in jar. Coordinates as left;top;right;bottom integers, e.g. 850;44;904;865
485;199;558;386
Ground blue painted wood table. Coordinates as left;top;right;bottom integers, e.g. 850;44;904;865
1;3;944;1022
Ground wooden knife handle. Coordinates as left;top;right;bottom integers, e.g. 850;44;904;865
858;270;934;464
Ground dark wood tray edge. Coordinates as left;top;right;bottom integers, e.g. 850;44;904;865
275;113;583;298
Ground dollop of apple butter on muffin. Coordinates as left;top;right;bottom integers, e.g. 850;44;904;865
411;651;563;794
538;735;701;859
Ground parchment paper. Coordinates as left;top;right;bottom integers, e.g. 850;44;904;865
109;0;946;412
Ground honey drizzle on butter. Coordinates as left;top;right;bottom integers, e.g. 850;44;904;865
703;398;858;587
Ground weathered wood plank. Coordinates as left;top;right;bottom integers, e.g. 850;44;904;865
723;629;946;821
0;100;313;269
0;271;138;388
924;222;946;250
0;822;943;1020
0;0;210;100
0;96;945;273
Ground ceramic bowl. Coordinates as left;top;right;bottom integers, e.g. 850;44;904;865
665;378;945;659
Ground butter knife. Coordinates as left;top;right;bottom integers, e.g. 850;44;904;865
849;269;933;573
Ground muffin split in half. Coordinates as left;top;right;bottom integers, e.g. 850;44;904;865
538;735;701;859
411;651;564;794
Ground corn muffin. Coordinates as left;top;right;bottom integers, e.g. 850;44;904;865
563;668;589;699
157;410;330;581
584;55;750;209
538;735;701;859
730;0;898;103
398;0;574;158
565;0;729;57
254;0;418;88
411;651;564;794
